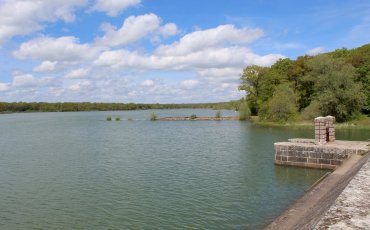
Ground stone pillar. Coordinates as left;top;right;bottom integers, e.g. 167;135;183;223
326;116;335;142
315;116;327;144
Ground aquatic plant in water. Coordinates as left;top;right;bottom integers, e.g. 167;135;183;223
216;111;222;119
150;112;157;121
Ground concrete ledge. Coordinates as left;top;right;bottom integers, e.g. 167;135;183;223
265;153;370;230
274;140;369;169
315;154;370;229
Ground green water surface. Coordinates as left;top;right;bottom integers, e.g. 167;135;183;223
1;109;365;229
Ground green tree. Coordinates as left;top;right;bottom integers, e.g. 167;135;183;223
238;99;251;120
307;56;366;122
239;65;270;115
259;84;298;122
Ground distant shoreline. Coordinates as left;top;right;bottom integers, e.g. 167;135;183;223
159;116;238;121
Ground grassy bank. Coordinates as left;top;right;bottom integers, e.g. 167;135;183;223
250;116;370;130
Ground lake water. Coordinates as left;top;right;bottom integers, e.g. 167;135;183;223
0;109;367;229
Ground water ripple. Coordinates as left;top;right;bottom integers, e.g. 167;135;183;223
0;110;334;229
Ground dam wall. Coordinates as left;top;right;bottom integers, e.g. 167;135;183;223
274;140;369;169
274;116;369;169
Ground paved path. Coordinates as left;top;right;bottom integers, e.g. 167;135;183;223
265;153;369;230
315;157;370;229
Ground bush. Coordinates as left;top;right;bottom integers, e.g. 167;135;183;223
238;100;251;120
115;117;120;121
106;116;112;121
190;114;197;120
215;111;222;119
301;100;321;120
150;112;157;121
259;84;298;122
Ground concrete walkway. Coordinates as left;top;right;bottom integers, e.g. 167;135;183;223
265;153;370;230
315;156;370;229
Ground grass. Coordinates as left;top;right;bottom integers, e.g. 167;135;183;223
250;116;370;130
335;115;370;130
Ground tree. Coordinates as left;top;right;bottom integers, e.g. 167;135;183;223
259;84;298;122
239;65;269;115
307;56;366;122
238;99;251;120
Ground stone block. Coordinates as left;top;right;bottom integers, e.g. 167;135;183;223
322;152;334;159
308;158;318;164
287;156;297;162
296;157;308;163
296;151;309;158
310;152;322;158
290;162;306;167
335;153;349;160
318;158;331;165
295;146;305;152
279;145;288;151
330;159;342;166
281;156;287;161
284;150;290;156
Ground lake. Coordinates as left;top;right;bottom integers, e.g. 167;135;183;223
0;109;367;229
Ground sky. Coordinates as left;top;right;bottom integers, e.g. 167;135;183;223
0;0;369;103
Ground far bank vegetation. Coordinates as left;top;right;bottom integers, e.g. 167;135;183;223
239;43;370;123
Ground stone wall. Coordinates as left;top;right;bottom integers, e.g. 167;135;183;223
315;116;335;144
274;141;368;169
274;116;369;169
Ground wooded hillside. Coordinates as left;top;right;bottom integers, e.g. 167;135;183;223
239;44;370;122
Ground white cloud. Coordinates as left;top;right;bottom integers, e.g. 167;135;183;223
94;47;283;70
13;36;103;63
306;47;325;56
12;74;37;87
158;23;179;37
2;13;284;103
33;61;58;72
197;67;242;80
96;13;178;47
141;79;155;87
155;24;264;56
91;0;141;17
12;74;55;88
0;83;10;91
180;80;199;89
65;68;90;79
0;0;87;45
68;80;92;91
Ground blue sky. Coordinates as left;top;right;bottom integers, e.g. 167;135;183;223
0;0;369;103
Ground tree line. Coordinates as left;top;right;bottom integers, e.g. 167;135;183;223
0;101;241;113
239;43;370;122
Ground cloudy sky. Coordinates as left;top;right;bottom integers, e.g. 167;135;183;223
0;0;369;103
